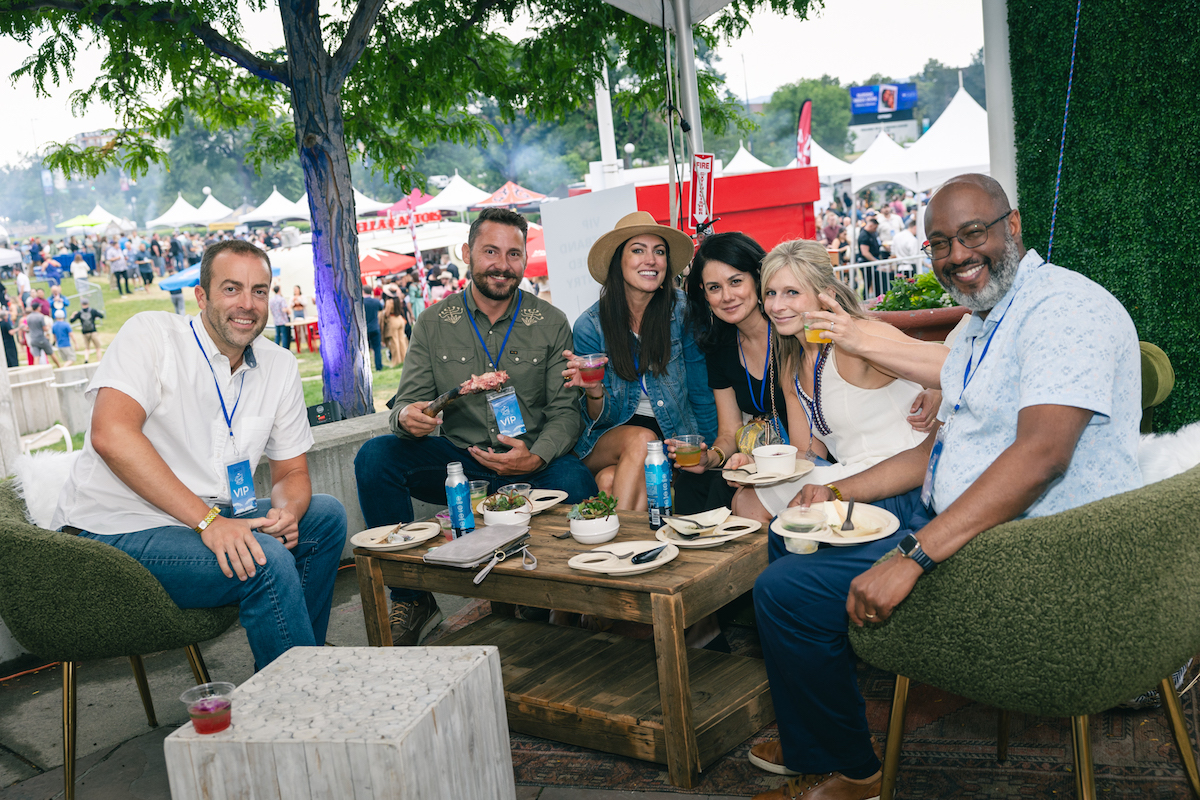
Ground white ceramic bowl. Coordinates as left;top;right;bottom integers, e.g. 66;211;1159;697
569;516;620;544
752;444;798;477
482;506;533;527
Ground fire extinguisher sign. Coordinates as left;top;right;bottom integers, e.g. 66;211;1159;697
689;153;715;231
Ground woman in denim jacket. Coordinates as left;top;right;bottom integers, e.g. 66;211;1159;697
562;212;717;511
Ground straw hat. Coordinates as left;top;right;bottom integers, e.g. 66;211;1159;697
586;211;695;284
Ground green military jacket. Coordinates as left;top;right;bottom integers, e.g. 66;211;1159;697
388;287;583;465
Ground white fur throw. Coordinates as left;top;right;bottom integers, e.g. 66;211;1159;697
11;450;80;529
1138;422;1200;486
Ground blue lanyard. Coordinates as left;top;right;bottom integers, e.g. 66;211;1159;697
737;323;771;415
466;292;522;370
632;350;649;396
949;262;1044;416
190;321;246;441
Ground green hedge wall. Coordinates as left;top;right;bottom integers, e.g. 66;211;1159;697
1008;1;1200;432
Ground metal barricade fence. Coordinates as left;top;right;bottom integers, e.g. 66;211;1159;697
833;255;927;302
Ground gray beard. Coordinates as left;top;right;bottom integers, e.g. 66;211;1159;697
938;235;1021;312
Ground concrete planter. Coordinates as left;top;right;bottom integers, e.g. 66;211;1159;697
870;306;970;342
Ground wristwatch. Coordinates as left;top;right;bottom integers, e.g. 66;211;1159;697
897;534;937;573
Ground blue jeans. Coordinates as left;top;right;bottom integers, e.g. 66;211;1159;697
368;330;382;371
754;488;932;777
78;495;346;670
275;323;292;350
354;434;597;603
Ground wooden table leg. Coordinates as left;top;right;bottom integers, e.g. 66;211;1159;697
652;593;700;789
355;554;392;646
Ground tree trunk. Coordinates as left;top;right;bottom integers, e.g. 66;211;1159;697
279;0;373;417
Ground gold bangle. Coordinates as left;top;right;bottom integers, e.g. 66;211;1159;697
825;483;844;501
708;446;727;469
195;506;220;534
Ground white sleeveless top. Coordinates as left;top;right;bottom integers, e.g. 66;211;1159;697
756;347;927;515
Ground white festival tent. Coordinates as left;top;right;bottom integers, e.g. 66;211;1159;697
787;139;853;184
904;87;991;191
848;133;918;194
353;189;392;215
193;193;235;226
722;143;773;175
421;173;492;213
146;193;202;229
239;188;307;225
87;203;137;232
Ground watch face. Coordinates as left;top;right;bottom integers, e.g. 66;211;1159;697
899;534;919;555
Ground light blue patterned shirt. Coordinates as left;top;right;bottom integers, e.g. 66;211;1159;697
932;249;1142;517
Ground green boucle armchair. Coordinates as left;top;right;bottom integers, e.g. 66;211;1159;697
0;481;238;800
850;464;1200;800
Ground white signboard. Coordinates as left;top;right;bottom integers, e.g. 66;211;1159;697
542;184;638;327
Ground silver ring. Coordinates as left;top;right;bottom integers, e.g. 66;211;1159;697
865;612;877;619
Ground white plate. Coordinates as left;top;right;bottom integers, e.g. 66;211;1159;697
567;540;679;576
770;502;899;546
722;460;816;487
351;522;443;552
655;516;762;548
475;488;569;515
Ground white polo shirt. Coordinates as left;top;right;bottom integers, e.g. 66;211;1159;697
52;312;313;534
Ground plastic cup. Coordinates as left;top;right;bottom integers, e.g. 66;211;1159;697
500;483;532;497
180;682;235;734
469;480;489;509
578;353;607;384
674;435;705;468
805;326;832;344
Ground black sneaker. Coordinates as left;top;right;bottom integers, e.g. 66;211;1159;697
389;595;443;646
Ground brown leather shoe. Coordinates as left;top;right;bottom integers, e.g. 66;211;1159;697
749;737;883;777
749;740;800;776
389;594;442;646
751;771;882;799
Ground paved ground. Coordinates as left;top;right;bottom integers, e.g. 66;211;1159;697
0;567;747;799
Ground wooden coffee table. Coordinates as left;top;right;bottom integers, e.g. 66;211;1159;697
354;507;773;789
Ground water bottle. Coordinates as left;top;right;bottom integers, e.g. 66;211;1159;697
445;462;475;538
644;440;671;528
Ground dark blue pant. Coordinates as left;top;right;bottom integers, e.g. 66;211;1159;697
755;488;932;777
275;324;292;350
368;330;382;371
354;434;597;603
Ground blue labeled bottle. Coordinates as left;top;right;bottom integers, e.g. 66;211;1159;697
644;440;672;528
445;462;476;538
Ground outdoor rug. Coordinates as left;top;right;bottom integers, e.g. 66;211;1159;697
427;601;1200;797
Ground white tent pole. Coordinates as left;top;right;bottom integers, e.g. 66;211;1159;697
671;0;704;154
982;0;1018;207
594;69;620;190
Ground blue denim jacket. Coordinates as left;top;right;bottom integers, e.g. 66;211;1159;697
571;290;717;459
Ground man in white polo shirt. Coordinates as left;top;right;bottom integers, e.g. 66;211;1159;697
52;239;345;669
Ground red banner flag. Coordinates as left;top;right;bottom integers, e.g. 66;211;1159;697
796;99;813;167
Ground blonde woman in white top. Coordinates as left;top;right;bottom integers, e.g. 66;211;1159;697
730;239;948;523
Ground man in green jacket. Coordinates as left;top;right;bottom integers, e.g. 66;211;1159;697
354;207;596;645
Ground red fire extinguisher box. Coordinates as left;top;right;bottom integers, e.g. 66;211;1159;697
635;166;820;249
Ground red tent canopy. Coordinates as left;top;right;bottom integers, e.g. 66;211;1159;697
472;181;546;209
360;248;417;278
525;224;547;278
380;191;436;216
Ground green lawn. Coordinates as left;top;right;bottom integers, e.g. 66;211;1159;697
5;269;403;450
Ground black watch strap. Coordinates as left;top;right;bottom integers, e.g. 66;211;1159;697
899;534;937;573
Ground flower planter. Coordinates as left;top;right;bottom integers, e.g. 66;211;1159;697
870;306;970;342
569;515;620;544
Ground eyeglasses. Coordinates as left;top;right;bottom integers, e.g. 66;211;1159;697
922;210;1012;259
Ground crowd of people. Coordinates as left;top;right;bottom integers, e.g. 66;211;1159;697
38;172;1146;800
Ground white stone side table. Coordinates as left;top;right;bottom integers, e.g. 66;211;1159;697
164;646;515;800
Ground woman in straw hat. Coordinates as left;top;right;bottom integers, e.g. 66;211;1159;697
730;238;945;534
562;211;717;512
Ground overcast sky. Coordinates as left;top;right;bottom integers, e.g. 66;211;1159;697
0;0;983;168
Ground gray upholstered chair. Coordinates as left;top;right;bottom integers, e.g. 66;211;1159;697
0;481;237;800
